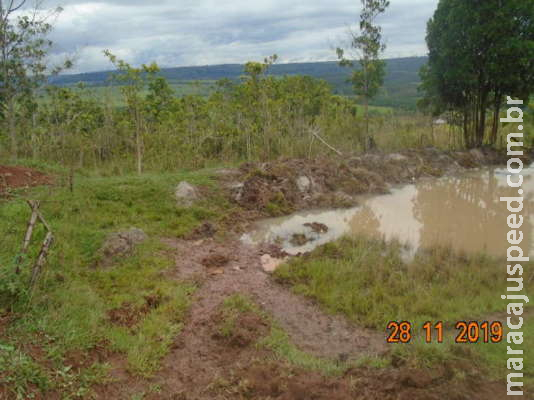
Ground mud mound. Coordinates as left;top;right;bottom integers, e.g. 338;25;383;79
97;228;147;268
187;221;217;240
225;148;513;217
201;253;230;268
107;293;164;328
208;361;506;400
213;363;351;400
233;158;387;216
212;310;269;348
0;165;52;194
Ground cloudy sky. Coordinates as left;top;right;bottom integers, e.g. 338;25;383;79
34;0;439;73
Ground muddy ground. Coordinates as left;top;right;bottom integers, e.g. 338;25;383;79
221;147;519;219
91;237;508;400
0;148;524;399
0;165;53;196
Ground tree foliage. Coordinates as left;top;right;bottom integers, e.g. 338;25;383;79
337;0;389;143
104;51;160;174
420;0;534;148
0;1;67;156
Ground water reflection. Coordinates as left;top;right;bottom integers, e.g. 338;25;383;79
242;166;534;258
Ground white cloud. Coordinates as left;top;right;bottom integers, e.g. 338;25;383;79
40;0;440;73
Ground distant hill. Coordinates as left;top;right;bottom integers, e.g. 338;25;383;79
50;56;428;109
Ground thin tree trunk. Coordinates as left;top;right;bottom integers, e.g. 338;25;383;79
364;96;369;142
463;110;469;149
310;127;342;156
8;96;16;157
477;89;488;147
135;108;142;175
490;93;502;147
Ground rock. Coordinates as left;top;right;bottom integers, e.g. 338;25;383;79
296;176;312;193
99;228;147;267
290;233;311;246
210;268;224;276
229;181;244;202
304;222;329;234
260;254;286;273
386;153;408;162
333;191;354;206
175;181;199;206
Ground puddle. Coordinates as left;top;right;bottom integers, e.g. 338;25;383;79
242;166;534;258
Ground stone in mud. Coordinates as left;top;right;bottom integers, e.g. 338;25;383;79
296;176;312;193
229;181;245;202
386;153;408;162
175;181;199;206
290;233;311;246
304;222;329;234
98;228;147;267
332;191;354;206
260;254;286;273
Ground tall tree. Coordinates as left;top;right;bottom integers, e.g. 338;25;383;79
0;1;64;157
420;0;533;148
337;0;389;148
104;50;160;174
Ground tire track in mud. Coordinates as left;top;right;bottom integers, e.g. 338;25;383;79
164;237;387;359
155;238;387;397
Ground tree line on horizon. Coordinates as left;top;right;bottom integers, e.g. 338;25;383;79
0;0;532;173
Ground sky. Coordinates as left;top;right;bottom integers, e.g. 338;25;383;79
32;0;439;73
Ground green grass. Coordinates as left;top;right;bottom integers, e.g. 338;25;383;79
0;167;231;396
0;340;111;399
275;236;531;328
275;235;534;386
389;317;534;387
49;79;217;106
218;294;261;339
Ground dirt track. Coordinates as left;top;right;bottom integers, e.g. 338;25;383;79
93;236;508;400
1;149;524;399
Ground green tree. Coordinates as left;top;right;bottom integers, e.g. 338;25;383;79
104;50;160;174
337;0;389;147
145;75;174;120
421;0;534;148
0;1;65;157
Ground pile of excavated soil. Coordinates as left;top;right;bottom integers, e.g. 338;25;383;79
223;148;516;217
0;165;52;194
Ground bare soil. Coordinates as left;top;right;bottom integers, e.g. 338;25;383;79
87;237;508;400
222;148;516;219
0;165;53;195
208;361;507;400
164;238;387;359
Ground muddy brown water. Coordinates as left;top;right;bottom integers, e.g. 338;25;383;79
242;166;534;258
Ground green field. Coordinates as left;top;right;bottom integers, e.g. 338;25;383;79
51;56;426;110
